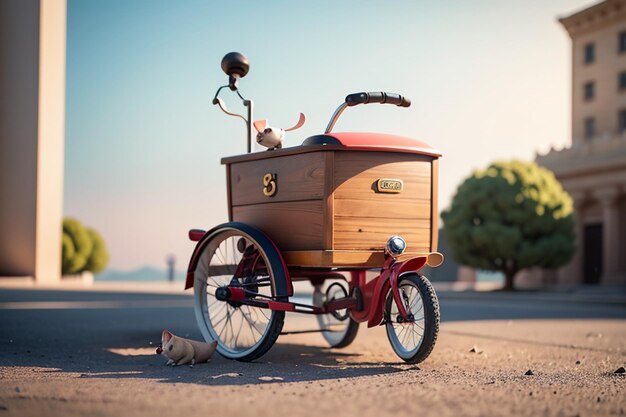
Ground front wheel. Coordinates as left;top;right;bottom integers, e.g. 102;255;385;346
385;273;439;363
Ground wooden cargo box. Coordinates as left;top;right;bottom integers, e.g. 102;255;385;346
221;133;440;268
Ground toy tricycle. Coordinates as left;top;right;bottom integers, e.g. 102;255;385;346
185;53;443;363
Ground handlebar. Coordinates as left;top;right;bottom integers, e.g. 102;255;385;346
345;92;411;108
213;85;254;153
325;91;412;133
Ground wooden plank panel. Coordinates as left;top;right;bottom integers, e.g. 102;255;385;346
334;152;432;201
322;152;334;249
282;250;439;268
230;152;326;206
335;176;430;202
334;198;431;220
430;158;439;252
334;216;431;252
232;200;324;251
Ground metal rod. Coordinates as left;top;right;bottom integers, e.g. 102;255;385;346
280;329;339;335
325;102;348;134
213;85;254;153
244;99;253;153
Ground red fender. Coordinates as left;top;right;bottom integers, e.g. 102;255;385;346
389;256;428;320
366;276;391;327
363;257;394;327
398;256;428;275
364;256;429;327
184;222;293;297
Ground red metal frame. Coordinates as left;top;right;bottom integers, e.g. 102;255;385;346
211;248;429;328
186;222;429;328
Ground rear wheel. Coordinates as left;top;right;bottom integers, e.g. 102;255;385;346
385;273;439;363
193;226;285;361
313;282;359;348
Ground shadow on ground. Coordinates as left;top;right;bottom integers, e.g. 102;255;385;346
3;329;412;386
1;288;624;387
0;290;414;386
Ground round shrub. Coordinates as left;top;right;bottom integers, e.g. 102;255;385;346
61;232;76;275
62;218;93;274
84;228;109;273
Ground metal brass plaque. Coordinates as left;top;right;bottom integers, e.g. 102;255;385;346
263;173;277;197
376;178;403;193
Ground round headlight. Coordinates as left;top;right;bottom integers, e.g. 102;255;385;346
386;235;406;257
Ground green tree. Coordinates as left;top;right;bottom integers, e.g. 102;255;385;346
441;160;575;290
61;232;76;274
62;218;93;274
62;218;109;275
84;228;109;273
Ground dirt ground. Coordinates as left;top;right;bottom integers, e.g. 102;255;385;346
1;317;624;417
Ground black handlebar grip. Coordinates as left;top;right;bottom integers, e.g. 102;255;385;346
345;92;411;108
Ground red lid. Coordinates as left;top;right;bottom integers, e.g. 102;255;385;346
302;132;441;157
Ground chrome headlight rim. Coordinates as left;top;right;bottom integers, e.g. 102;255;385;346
386;235;406;257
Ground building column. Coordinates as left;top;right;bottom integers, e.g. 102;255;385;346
560;191;586;284
596;188;620;284
0;0;66;284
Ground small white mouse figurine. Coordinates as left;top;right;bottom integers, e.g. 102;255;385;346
254;112;306;150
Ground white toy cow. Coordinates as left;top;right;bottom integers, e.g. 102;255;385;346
253;113;306;150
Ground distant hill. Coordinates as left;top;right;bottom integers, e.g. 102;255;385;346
96;266;184;282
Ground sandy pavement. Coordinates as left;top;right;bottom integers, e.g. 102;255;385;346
1;316;624;417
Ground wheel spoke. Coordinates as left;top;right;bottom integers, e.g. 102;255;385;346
230;238;235;266
217;308;230;339
410;291;420;309
210;301;227;317
208;275;223;288
215;245;227;265
242;307;264;337
233;309;244;348
195;230;282;359
385;277;434;360
258;307;270;321
413;301;424;314
396;323;408;338
227;307;235;341
401;289;411;311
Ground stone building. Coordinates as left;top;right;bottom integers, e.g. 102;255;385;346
537;0;626;285
0;1;67;284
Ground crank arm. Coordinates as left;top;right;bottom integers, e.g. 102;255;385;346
323;295;357;313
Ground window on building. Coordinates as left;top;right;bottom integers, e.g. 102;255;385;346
584;43;595;64
584;118;595;139
620;72;626;90
620;31;626;53
584;81;595;101
619;110;626;133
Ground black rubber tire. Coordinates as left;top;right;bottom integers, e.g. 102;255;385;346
328;318;359;348
238;308;285;362
384;273;440;363
313;282;360;348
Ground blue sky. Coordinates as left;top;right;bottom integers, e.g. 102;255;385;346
64;0;592;271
